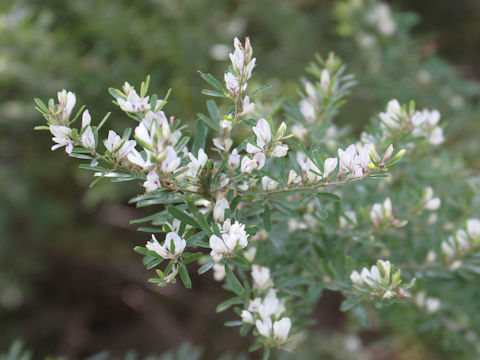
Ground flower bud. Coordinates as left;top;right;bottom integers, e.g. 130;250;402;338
321;69;331;92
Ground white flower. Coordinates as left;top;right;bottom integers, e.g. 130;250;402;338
104;130;136;162
244;246;257;263
252;265;272;291
219;119;233;132
134;123;154;150
422;187;441;211
321;69;330;92
241;153;265;173
262;176;279;191
300;99;315;124
50;125;74;154
370;203;383;226
118;90;150;113
338;144;357;173
379;99;404;129
143;171;161;192
259;289;285;320
57;89;76;122
230;38;245;75
340;210;357;229
323;157;338;178
350;271;364;287
256;317;272;338
209;220;249;261
367;3;396;36
456;230;469;251
370;198;393;226
428;127;444;145
287;170;301;186
467;219;480;240
441;239;456;260
411;109;444;146
273;318;291;343
240;96;255;116
229;37;255;81
378;260;391;281
225;72;240;94
228;148;240;169
213;263;226;282
383;290;395;299
291;124;308;141
298;155;322;184
212;137;233;151
81;109;91;129
209;235;229;259
425;298;441;314
81;126;96;150
187;148;208;177
241;310;254;324
160;146;180;173
248;297;262;313
127;148;152;170
146;233;186;260
271;144;289;157
213;197;229;223
356;143;372;173
252;118;271;149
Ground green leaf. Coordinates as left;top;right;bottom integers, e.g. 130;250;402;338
201;89;225;97
197;112;220;132
167;207;200;228
315;192;341;202
225;263;244;296
262;347;270;360
179;265;192;289
137;227;164;233
34;125;50;130
340;296;359;312
216;296;243;313
353;305;371;329
248;342;263;352
193;119;207;156
198;261;215;275
183;252;203;265
250;84;271;98
240;323;251;337
224;320;243;327
199;71;224;92
263;204;272;231
109;87;125;100
206;100;221;127
133;246;149;255
97;112;112;131
34;98;48;112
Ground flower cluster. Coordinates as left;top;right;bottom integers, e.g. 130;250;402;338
415;291;441;314
366;3;396;37
441;219;480;267
370;197;405;228
350;260;411;299
117;83;153;113
225;37;255;98
376;99;444;145
146;232;186;261
421;187;441;211
241;267;291;346
209;219;249;262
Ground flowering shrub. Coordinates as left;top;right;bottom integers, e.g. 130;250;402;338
34;23;480;359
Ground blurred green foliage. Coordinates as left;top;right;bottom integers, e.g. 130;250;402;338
1;0;480;358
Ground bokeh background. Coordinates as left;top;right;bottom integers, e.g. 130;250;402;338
1;0;479;359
